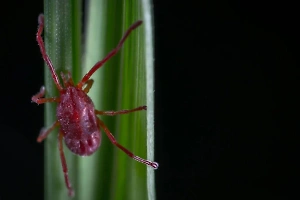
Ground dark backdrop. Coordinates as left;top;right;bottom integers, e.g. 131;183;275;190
0;1;299;200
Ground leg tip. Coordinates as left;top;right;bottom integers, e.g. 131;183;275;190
68;189;75;197
40;85;45;92
36;127;46;143
38;14;44;25
31;96;38;104
151;162;159;169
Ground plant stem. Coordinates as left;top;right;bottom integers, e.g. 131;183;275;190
43;0;156;199
43;1;81;199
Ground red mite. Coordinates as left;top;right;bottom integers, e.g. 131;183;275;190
32;14;159;197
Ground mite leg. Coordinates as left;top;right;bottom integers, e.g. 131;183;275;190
37;120;60;142
36;14;63;91
83;79;94;93
61;71;75;87
66;71;74;86
95;106;147;116
31;86;60;104
58;131;74;197
77;20;143;89
97;118;159;169
60;72;69;87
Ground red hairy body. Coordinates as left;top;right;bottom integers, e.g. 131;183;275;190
57;87;101;156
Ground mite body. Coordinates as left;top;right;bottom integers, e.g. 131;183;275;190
57;86;101;156
32;14;158;197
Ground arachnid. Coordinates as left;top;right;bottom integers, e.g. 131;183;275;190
32;14;158;197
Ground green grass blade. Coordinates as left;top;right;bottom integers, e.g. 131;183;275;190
83;1;156;200
141;1;156;200
43;0;81;199
79;1;119;199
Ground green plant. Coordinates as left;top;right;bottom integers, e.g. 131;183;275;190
42;0;156;199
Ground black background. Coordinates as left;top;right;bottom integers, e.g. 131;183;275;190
0;0;299;199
